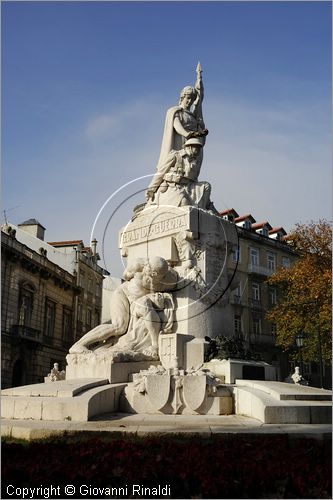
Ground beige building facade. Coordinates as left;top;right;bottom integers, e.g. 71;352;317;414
1;220;105;388
220;209;297;381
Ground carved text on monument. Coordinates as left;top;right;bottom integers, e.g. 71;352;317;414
120;214;188;246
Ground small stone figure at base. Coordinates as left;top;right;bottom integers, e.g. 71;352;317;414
291;366;308;385
46;363;66;382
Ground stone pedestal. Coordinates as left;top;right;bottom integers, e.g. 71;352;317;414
119;205;238;340
66;353;160;384
204;358;278;384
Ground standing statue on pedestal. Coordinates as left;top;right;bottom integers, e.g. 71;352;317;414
157;62;208;168
146;63;217;213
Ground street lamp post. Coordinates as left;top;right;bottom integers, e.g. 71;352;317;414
295;332;305;379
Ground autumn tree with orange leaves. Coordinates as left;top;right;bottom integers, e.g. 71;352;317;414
267;220;331;363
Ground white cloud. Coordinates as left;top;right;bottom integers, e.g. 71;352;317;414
84;98;165;143
85;114;119;139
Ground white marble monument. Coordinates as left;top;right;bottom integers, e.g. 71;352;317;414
64;64;238;414
63;64;239;413
3;65;330;425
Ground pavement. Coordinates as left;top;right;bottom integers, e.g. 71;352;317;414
2;413;331;440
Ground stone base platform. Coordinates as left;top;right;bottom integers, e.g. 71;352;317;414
232;380;332;424
2;379;331;426
1;413;331;441
1;379;126;422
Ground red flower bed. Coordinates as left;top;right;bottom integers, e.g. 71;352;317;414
2;433;331;498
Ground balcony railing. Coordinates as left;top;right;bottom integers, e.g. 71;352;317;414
249;333;276;346
11;325;42;343
248;264;275;276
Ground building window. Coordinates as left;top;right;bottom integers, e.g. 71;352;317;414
250;248;259;266
62;307;73;341
234;314;242;334
253;317;262;334
233;245;241;263
267;252;276;271
269;288;277;306
261;227;269;237
282;257;290;268
86;308;92;329
44;299;56;337
18;283;35;327
252;282;260;301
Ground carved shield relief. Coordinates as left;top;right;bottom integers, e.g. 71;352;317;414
182;376;207;412
158;335;174;369
146;374;171;411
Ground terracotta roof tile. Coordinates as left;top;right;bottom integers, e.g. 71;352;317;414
219;208;239;217
269;227;287;235
47;240;83;247
235;214;256;223
251;221;272;231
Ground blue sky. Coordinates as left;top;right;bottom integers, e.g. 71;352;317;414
2;1;331;277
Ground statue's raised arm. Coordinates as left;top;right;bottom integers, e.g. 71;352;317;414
193;62;205;131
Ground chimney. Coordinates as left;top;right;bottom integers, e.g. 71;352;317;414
91;238;97;256
18;219;46;241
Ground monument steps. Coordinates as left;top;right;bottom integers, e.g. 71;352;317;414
232;381;332;424
2;378;331;423
234;379;332;401
1;380;127;422
2;378;109;398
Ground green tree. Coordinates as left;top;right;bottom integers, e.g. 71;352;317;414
267;220;331;363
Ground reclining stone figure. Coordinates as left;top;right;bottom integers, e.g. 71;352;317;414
69;257;177;358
